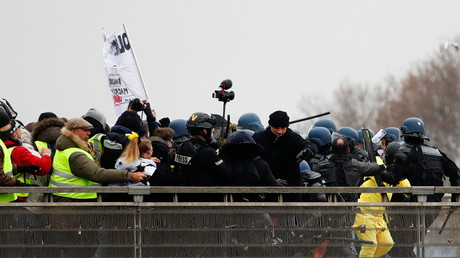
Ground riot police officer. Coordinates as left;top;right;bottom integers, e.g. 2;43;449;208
237;112;264;133
383;117;460;202
312;118;337;134
337;126;369;162
174;112;232;201
169;119;191;145
306;126;331;168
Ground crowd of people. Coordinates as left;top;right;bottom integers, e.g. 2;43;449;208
0;98;459;202
1;98;460;256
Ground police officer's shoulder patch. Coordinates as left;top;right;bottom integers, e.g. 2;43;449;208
421;145;442;157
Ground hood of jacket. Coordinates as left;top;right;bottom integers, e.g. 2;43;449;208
223;131;263;158
31;118;66;143
111;124;134;135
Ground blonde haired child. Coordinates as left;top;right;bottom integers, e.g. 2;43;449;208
110;132;156;187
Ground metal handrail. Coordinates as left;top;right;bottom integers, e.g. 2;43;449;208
0;186;459;194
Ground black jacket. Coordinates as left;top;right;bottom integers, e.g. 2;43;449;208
149;139;175;186
382;140;460;201
221;131;280;201
253;127;317;186
222;131;278;187
175;137;232;186
314;154;384;187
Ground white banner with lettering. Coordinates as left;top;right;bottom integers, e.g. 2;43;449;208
102;25;148;117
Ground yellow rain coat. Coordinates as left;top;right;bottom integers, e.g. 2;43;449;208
353;165;410;257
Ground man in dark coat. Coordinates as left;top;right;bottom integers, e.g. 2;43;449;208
314;136;385;201
222;130;284;202
252;110;317;201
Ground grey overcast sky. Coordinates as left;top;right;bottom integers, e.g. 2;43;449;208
1;0;459;127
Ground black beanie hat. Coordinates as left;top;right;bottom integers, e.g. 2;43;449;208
0;110;10;128
115;111;142;134
38;112;57;122
268;110;289;127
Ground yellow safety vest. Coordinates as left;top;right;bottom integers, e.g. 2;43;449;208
49;147;99;199
34;140;48;152
88;133;105;164
0;139;17;202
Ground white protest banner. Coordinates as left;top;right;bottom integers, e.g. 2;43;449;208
102;24;149;117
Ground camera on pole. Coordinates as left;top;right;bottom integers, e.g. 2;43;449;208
212;79;234;140
212;79;235;103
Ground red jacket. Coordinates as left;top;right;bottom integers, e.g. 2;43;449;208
5;139;52;175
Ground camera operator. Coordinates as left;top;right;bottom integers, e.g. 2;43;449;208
117;98;159;138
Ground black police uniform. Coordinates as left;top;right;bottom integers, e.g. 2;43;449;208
307;153;327;170
174;137;232;201
349;147;369;162
383;139;460;202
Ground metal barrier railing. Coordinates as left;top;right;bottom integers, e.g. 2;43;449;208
0;186;459;257
0;185;459;202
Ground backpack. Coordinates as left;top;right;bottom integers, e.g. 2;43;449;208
100;132;130;169
0;98;18;119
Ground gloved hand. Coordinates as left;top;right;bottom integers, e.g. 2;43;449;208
16;165;41;174
159;117;170;127
296;148;315;163
208;139;220;150
275;178;288;186
142;100;151;111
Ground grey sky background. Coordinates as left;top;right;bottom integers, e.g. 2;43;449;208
1;1;459;128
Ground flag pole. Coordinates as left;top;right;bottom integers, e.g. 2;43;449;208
122;23;151;101
101;27;107;41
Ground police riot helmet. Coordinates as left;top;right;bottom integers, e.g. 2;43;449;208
384;127;401;143
186;112;216;144
400;117;426;138
313;119;337;133
384;141;401;165
299;160;311;174
211;114;226;129
186;112;215;129
307;127;332;147
169;119;190;142
237;113;263;133
299;160;313;181
337;127;359;147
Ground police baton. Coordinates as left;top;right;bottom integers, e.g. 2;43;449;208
289;112;330;125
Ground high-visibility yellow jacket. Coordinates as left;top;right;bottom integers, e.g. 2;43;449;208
0;139;17;202
49;147;99;199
